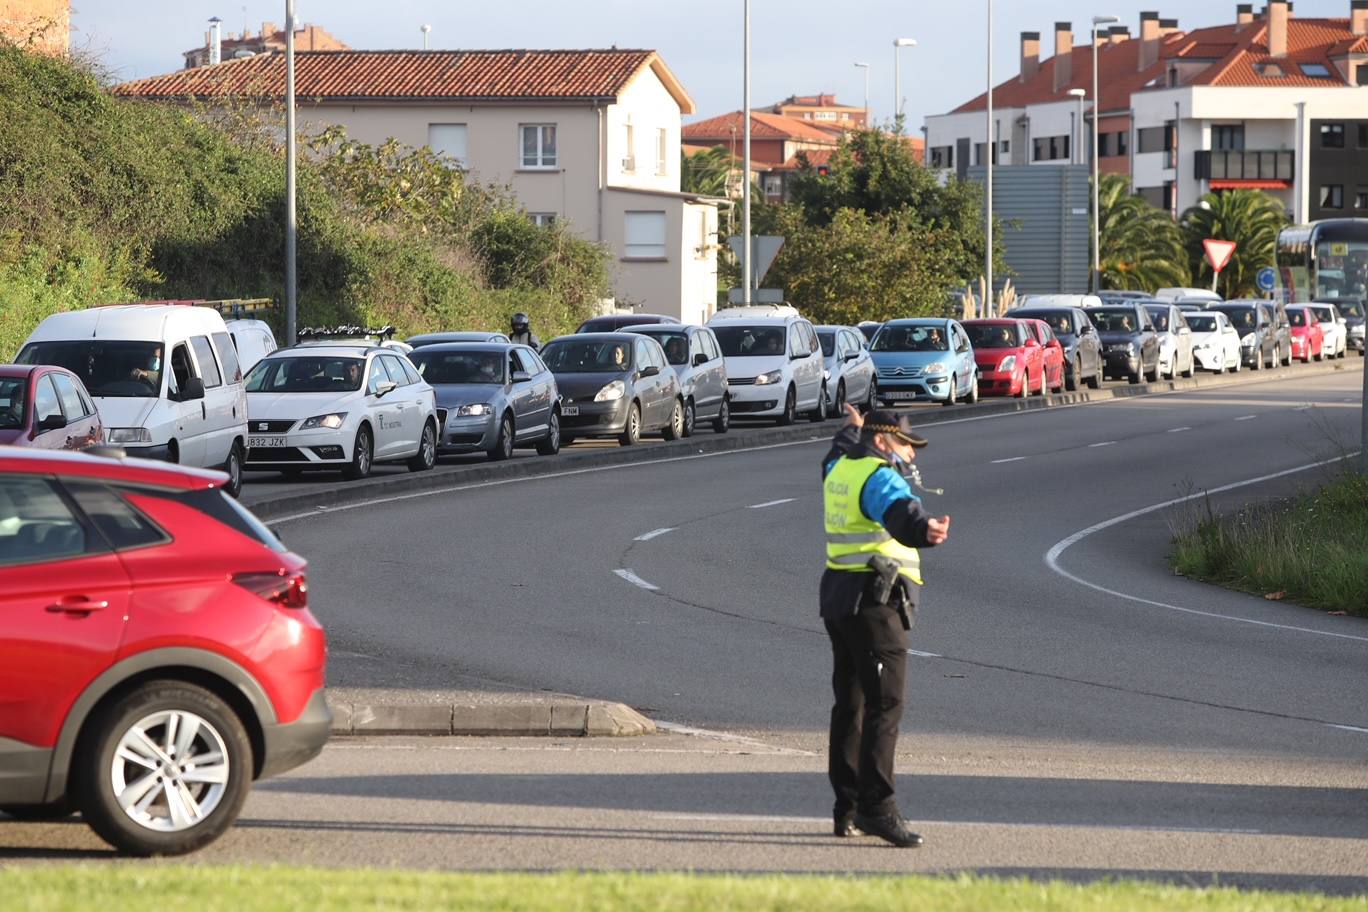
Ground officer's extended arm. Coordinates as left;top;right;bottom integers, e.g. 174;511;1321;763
881;497;939;549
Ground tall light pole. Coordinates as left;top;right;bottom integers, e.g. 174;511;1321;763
984;1;993;315
285;0;297;345
742;0;752;304
1091;14;1119;293
854;61;870;127
893;38;916;129
421;24;431;50
1068;88;1086;165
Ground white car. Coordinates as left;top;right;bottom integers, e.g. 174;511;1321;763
244;344;438;479
1144;302;1195;379
1186;311;1241;373
1155;287;1222;304
1307;303;1348;359
706;314;824;424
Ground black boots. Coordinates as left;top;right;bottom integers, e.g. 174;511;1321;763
852;812;924;847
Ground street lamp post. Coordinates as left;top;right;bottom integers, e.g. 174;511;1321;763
854;61;870;127
1091;15;1119;294
742;0;752;305
984;1;992;315
893;38;916;129
421;24;431;50
1068;88;1086;165
285;0;297;345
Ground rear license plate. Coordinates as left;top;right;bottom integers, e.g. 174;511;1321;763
561;406;580;416
248;436;287;448
884;391;918;401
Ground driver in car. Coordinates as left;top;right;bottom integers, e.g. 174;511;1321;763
129;346;162;384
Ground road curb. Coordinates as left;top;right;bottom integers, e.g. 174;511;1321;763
246;358;1359;521
327;697;657;737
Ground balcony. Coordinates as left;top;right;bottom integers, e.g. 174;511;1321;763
1194;149;1295;183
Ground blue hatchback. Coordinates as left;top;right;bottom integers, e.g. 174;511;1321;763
869;318;978;407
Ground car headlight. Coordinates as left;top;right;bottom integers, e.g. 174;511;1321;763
1240;333;1256;347
922;362;945;375
753;370;783;386
1107;343;1136;353
594;380;626;402
455;403;492;417
108;427;152;444
300;412;347;430
998;356;1017;373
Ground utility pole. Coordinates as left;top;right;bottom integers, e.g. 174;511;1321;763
285;0;297;345
742;0;752;304
985;0;993;316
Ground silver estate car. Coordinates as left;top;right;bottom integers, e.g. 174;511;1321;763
406;343;560;461
621;324;730;435
815;325;876;414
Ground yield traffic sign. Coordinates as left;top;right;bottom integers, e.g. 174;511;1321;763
728;235;784;286
1203;239;1237;274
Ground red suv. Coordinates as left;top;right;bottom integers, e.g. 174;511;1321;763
0;448;329;855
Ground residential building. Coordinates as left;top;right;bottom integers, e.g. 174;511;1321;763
115;49;721;324
183;21;348;69
768;92;868;128
0;0;68;54
926;2;1368;222
683;110;841;203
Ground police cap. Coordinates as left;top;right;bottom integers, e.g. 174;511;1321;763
860;410;929;448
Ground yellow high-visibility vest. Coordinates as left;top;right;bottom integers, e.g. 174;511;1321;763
823;456;922;585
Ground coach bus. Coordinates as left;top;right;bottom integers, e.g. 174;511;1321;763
1276;218;1368;306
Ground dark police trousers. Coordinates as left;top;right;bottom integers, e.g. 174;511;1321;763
825;600;908;819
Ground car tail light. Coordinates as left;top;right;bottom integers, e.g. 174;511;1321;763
233;571;308;609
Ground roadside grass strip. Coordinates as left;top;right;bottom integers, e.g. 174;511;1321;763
4;867;1366;911
1170;471;1368;618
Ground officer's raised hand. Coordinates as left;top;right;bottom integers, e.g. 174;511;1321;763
926;516;950;545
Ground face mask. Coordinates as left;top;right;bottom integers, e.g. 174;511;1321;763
149;357;161;371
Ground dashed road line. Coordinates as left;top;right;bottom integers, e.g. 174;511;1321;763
1234;414;1258;421
907;649;942;658
613;569;660;592
634;527;676;542
1294;405;1313;412
1167;427;1191;433
748;498;796;509
1326;724;1368;735
991;456;1028;464
1088;441;1116;448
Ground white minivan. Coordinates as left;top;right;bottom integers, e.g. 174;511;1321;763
706;312;825;424
16;304;250;496
225;318;278;373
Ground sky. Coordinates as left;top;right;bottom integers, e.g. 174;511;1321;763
71;0;1355;129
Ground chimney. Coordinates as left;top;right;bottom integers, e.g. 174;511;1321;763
1109;25;1131;45
1053;22;1074;91
1139;11;1161;70
1353;1;1368;37
1269;0;1288;58
208;16;222;65
1020;31;1041;82
1159;18;1180;35
261;21;278;38
1236;4;1254;29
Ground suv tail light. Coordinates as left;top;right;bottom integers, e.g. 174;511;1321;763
233;571;308;609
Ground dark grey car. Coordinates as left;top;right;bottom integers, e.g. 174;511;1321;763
406;331;511;349
622;324;730;436
1211;302;1278;370
407;343;559;461
1004;305;1103;390
1085;305;1161;383
541;333;684;446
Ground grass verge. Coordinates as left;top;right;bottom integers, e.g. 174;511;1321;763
1170;471;1368;617
3;866;1365;912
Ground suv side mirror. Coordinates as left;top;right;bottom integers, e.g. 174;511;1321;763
36;412;67;433
511;370;532;383
1025;338;1040;348
639;365;661;378
843;350;859;361
373;380;398;398
179;377;205;402
693;352;709;367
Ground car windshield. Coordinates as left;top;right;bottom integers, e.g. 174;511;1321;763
1309;306;1334;323
541;339;633;372
858;324;881;341
713;326;787;357
1088;309;1140;333
1015;311;1074;335
1213;307;1257;331
0;378;26;428
817;332;837;357
636;331;690;366
1334;301;1363;318
408;350;505;384
245;356;365;392
872;325;949;352
15;340;164;398
1187;315;1218;332
965;324;1020;349
1288;310;1309;327
1145;308;1170;332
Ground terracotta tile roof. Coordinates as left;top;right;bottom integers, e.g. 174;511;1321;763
683;110;841;143
1202;19;1366;87
953;36;1170;115
773;148;836;171
115;49;693;111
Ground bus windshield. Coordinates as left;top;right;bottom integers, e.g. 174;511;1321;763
1314;239;1368;301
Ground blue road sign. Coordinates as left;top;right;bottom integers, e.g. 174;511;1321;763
1256;267;1277;293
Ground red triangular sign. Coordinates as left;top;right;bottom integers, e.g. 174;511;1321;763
1203;239;1237;274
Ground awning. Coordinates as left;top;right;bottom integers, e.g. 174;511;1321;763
1209;179;1291;190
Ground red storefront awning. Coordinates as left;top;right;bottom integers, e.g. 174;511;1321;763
1209;179;1291;190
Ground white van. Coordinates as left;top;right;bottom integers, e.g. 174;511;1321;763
705;313;824;424
225;318;278;373
1155;287;1222;303
16;304;249;496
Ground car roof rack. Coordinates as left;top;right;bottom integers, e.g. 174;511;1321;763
297;325;396;341
92;298;276;317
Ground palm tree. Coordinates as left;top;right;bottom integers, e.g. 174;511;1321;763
1179;189;1287;298
681;145;738;198
1096;174;1190;291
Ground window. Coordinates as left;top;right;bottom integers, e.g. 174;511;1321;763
1137;126;1167;154
1099;133;1113;158
1117;131;1128;155
1213;124;1245;151
34;374;61;425
1320;185;1344;209
763;175;783;197
51;373;88;419
399;359;422;385
788;324;804;356
382;355;413;385
67;483;166;551
1300;63;1332;79
190;336;223;388
624;211;667;259
211;332;241;383
1000;139;1010;155
1320;123;1345;148
366;358;389;395
1032;135;1070;161
1255;62;1285;78
1356;188;1368;211
1358;64;1368;87
656;128;668;176
168;343;194;394
427;124;468;167
520;124;557;168
530;213;557;227
0;476;88;566
1359;124;1368;149
930;146;953;168
623;122;636;172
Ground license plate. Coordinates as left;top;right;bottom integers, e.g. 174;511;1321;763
248;436;287;448
561;406;580;416
884;391;918;401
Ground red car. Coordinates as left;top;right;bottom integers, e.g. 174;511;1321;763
1287;306;1325;362
963;319;1046;397
1023;319;1067;393
0;448;329;855
0;365;103;450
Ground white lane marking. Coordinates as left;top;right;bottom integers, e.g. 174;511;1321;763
650;813;1261;835
1294;405;1313;412
907;649;942;658
1234;414;1258;421
634;527;676;542
1045;453;1368;644
1167;427;1191;433
1327;724;1368;734
991;456;1027;464
748;498;796;509
1088;441;1116;448
654;721;815;755
613;569;660;592
330;649;379;660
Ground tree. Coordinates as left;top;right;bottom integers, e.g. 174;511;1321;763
1096;174;1190;291
1179;189;1287;298
681;145;737;198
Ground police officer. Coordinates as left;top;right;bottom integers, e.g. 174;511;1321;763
820;405;950;847
509;312;541;351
